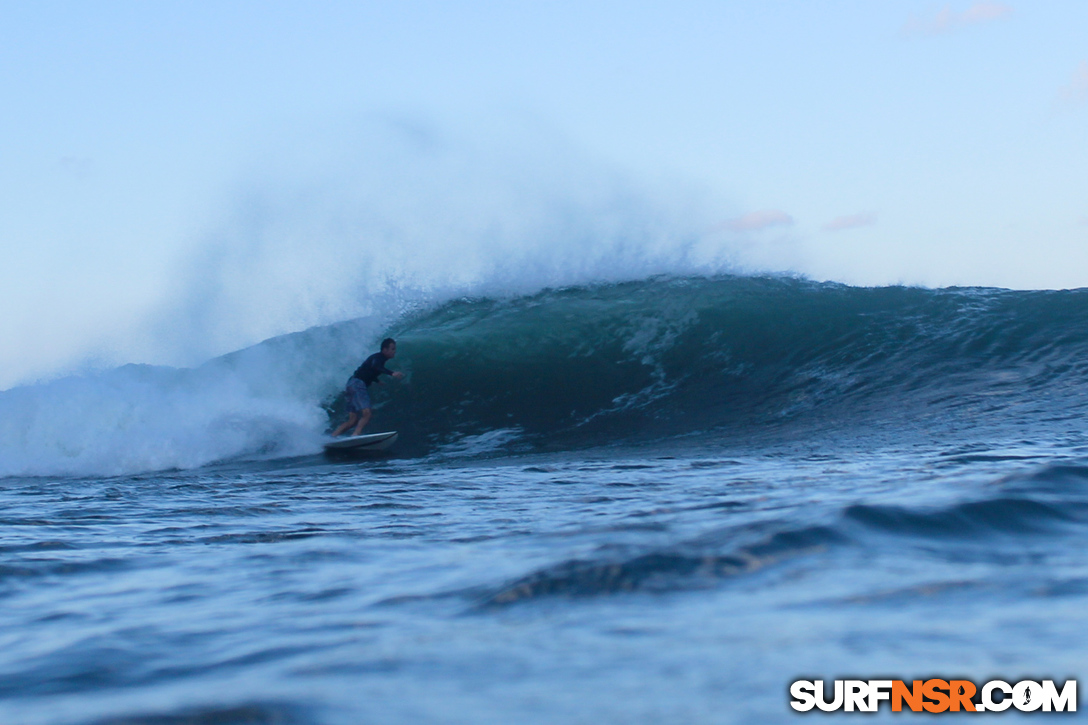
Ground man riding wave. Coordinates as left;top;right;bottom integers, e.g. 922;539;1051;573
332;338;405;437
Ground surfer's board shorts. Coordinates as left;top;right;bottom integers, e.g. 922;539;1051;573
345;377;371;414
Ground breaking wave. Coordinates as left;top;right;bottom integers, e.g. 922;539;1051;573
5;275;1088;476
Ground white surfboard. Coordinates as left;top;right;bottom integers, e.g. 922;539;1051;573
323;431;398;452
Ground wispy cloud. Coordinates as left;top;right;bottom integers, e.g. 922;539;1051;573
1057;61;1088;109
721;209;795;232
59;156;94;180
823;213;877;232
903;2;1013;36
961;1;1014;22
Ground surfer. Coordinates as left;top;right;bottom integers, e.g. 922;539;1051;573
332;338;405;437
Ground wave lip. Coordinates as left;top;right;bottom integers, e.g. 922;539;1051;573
92;703;308;725
844;497;1085;539
480;462;1088;605
481;525;844;605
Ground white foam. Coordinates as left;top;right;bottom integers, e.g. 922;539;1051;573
0;318;388;477
2;120;751;477
432;428;524;459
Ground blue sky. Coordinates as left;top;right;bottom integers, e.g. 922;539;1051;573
2;1;1086;388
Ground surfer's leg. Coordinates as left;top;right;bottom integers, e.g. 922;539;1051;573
352;408;371;435
336;378;370;436
347;379;372;435
333;412;358;437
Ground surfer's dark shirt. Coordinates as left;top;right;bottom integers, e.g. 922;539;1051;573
352;352;395;386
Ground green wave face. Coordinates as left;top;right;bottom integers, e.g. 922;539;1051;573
345;275;1088;454
8;274;1088;477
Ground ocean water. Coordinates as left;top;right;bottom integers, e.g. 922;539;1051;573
2;275;1086;723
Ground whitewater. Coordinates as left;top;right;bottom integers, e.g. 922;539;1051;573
2;275;1087;723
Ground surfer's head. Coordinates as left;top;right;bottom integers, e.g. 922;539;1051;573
381;338;397;358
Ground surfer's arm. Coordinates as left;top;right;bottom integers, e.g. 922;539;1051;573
371;367;403;383
377;363;403;380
